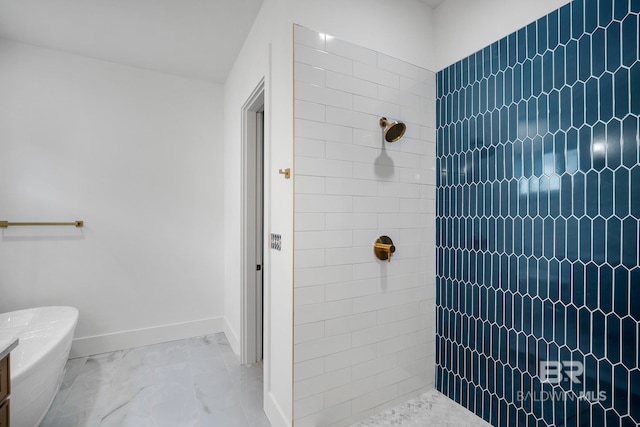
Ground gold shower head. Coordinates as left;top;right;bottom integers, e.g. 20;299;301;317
379;117;406;142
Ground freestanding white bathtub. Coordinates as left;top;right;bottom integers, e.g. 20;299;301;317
0;306;78;427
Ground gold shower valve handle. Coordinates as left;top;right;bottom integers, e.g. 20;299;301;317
373;236;396;262
279;168;291;179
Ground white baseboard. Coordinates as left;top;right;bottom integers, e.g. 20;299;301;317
265;391;292;427
223;316;241;356
70;317;224;358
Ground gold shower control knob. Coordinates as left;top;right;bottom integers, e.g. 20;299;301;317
373;236;395;262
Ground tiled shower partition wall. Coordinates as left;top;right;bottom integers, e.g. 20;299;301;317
436;0;640;426
293;25;436;427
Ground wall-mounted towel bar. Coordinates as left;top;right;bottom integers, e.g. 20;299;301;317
0;221;84;228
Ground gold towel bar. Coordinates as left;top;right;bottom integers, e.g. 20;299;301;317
0;221;84;228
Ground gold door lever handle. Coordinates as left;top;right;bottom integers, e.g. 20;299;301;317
373;236;395;262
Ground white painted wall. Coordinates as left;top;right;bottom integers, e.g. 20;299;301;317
0;40;225;356
223;1;434;426
434;0;572;70
293;0;435;71
223;1;294;425
292;25;436;427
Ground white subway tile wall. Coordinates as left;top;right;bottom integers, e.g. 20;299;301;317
293;25;437;427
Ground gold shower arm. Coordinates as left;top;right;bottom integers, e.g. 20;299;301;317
0;220;84;228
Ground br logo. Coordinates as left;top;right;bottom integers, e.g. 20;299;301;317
539;361;584;384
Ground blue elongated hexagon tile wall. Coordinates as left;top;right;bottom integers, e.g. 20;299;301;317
435;0;640;426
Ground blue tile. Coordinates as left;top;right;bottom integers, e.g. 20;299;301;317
483;46;492;79
555;217;566;259
600;0;614;25
572;0;585;39
586;171;600;217
623;117;638;169
566;303;578;347
517;27;528;64
496;72;504;110
593;217;606;264
631;62;640;115
592;310;606;358
491;41;500;75
560;87;573;130
593;122;608;170
607;119;622;170
622;218;638;268
524;217;533;255
565;40;579;85
578;126;592;172
613;267;629;317
614;364;629;415
542;217;554;259
507;32;517;68
567;128;579;173
600;168;614;217
580;218;592;262
561;174;573;217
613;69;630;120
550;176;561;217
614;168;629;217
554;132;567;175
538;16;548;54
436;2;638;425
522;60;533;99
572;81;585;127
527;22;538;59
578;307;592;354
515;63;525;105
533;56;543;96
614;0;630;20
573;173;586;217
606;21;622;72
560;3;572;44
630;270;640;321
480;80;488;113
567;217;579;261
622;316;638;370
586;77;600;124
586;263;600;311
554;46;566;92
601;266;614;313
599;71;614;123
585;0;599;33
622;14;638;66
498;38;508;71
599;358;614;406
579;35;592;82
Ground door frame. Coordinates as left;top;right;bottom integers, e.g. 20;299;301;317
240;79;265;365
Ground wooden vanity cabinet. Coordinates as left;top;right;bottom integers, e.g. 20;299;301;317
0;354;9;427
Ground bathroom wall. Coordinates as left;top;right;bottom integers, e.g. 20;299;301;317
434;0;571;70
293;25;436;427
436;0;639;426
0;40;226;355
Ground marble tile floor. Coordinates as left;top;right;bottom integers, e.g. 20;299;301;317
352;390;492;427
40;333;271;427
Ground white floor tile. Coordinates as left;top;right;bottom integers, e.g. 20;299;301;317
43;333;270;427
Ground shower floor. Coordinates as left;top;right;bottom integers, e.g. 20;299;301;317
351;390;491;427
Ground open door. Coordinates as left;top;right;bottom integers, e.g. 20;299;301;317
241;81;265;365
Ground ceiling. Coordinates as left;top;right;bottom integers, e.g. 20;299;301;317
0;0;264;83
417;0;447;8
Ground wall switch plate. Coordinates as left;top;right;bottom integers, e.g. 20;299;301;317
270;233;281;251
